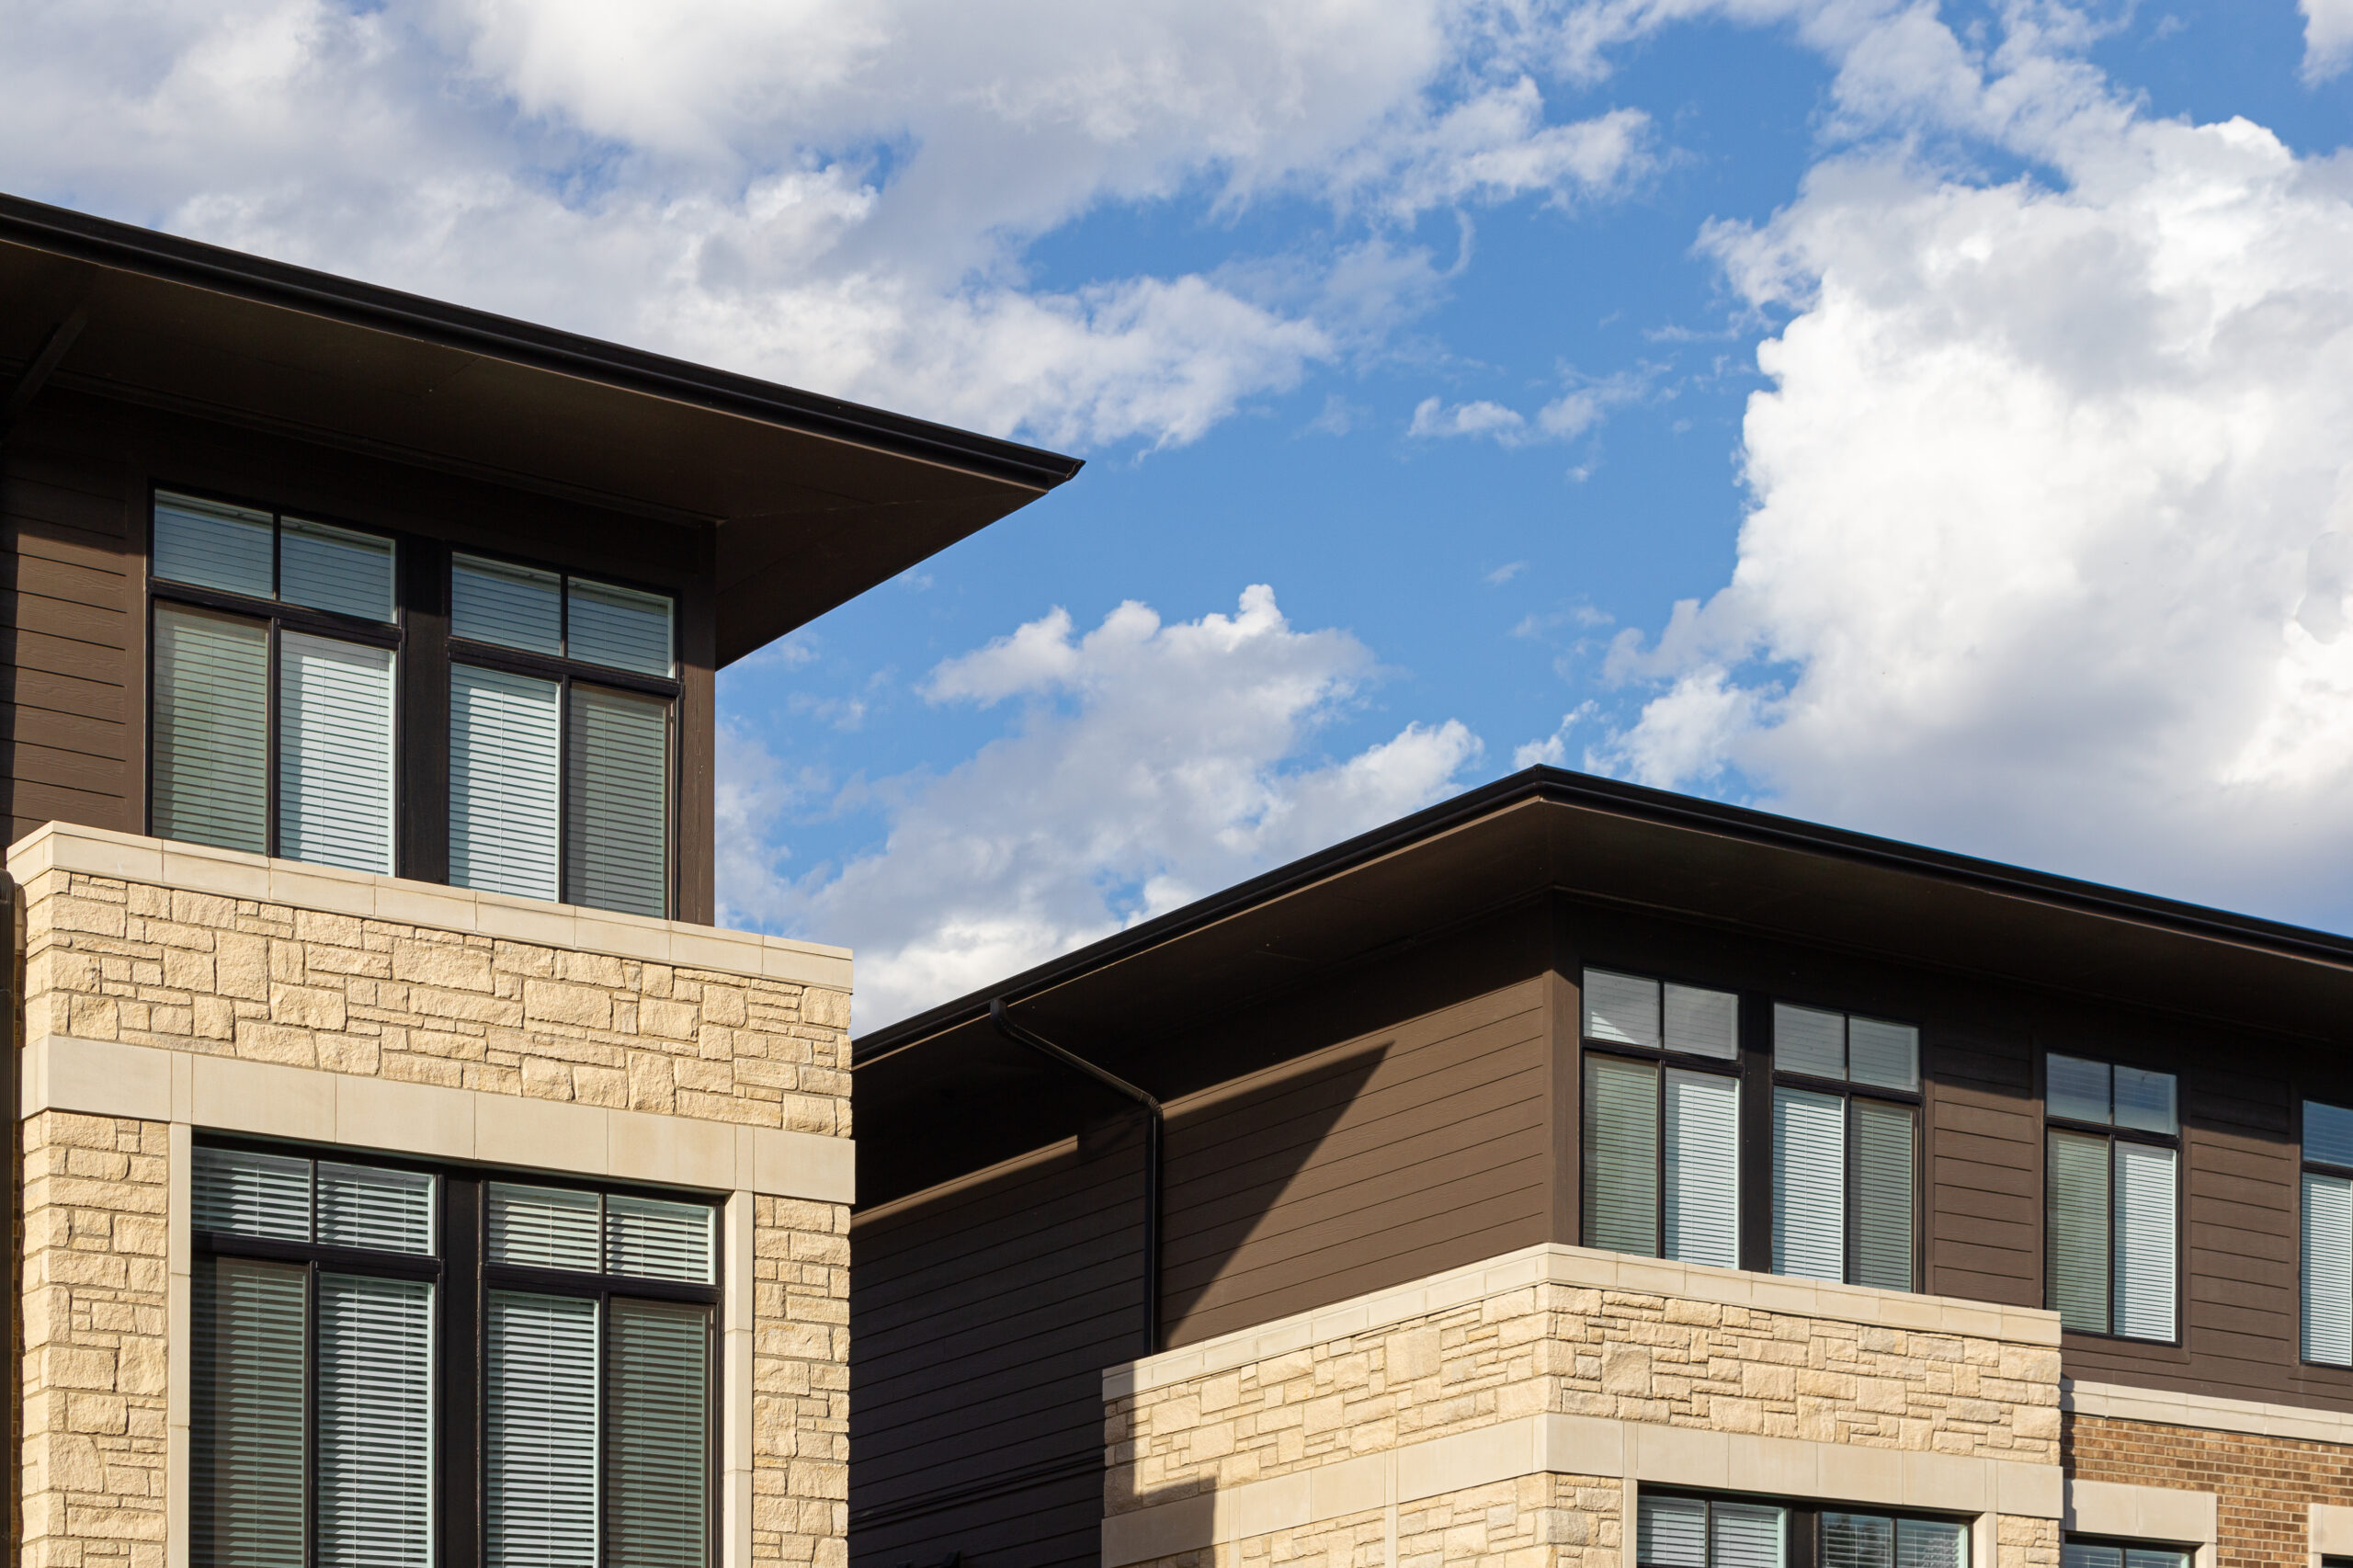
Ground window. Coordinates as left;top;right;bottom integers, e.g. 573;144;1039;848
2044;1053;2179;1340
1637;1493;1968;1568
151;494;399;875
190;1143;717;1568
449;554;675;918
2062;1540;2191;1568
1582;969;1742;1268
2301;1097;2353;1365
1770;1004;1919;1292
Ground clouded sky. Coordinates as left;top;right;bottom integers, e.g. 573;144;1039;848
11;0;2353;1027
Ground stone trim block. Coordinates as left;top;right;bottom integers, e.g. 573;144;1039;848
2064;1479;2218;1544
2062;1380;2353;1447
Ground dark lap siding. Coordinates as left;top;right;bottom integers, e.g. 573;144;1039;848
1927;1032;2039;1307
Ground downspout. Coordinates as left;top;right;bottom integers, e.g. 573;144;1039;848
987;997;1162;1356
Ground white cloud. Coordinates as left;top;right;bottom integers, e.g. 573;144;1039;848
1410;395;1530;441
2304;0;2353;82
1409;369;1645;446
1581;2;2353;925
722;586;1482;1028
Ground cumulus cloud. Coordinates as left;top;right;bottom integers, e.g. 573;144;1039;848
1582;1;2353;924
1409;369;1644;445
2304;0;2353;82
722;587;1481;1028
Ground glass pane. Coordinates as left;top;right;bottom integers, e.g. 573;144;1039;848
1665;1068;1739;1269
153;605;269;855
1848;1018;1919;1091
316;1274;433;1568
191;1257;307;1568
1637;1494;1707;1568
2113;1067;2177;1135
1898;1520;1968;1568
2047;1054;2111;1124
454;554;563;654
277;632;395;875
279;518;393;621
1773;1003;1844;1080
1773;1085;1845;1282
2063;1546;2123;1568
1584;1055;1659;1257
2126;1552;2190;1568
1853;1100;1916;1292
2048;1130;2112;1333
2308;1100;2353;1169
1664;983;1738;1059
1584;969;1661;1048
193;1147;313;1241
2114;1141;2178;1341
1711;1502;1787;1568
487;1291;600;1568
1823;1514;1894;1568
606;1195;717;1284
451;664;562;902
2303;1171;2353;1365
488;1183;602;1272
155;492;272;597
607;1300;710;1568
317;1163;434;1255
566;685;669;917
568;578;674;676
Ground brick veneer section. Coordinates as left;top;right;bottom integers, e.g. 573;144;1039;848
2064;1412;2353;1568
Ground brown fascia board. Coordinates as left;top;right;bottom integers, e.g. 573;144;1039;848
0;190;1084;664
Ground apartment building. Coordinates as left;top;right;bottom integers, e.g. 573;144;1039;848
0;191;1080;1568
848;771;2353;1568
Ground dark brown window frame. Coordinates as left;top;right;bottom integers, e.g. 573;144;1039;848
2298;1095;2353;1370
1766;1000;1925;1295
1633;1487;1975;1568
189;1134;723;1568
2040;1050;2183;1347
1576;990;1745;1266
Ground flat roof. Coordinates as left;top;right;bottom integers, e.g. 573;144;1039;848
0;192;1082;665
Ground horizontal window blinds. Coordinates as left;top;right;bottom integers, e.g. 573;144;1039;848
2302;1171;2352;1366
1896;1522;1967;1568
1586;1055;1659;1256
1824;1513;1893;1568
1774;1004;1844;1080
607;1195;717;1284
1773;1085;1844;1282
1665;1068;1739;1268
280;519;394;622
2046;1054;2110;1124
488;1291;600;1568
607;1299;711;1568
1847;1018;1919;1091
1664;983;1738;1058
2047;1130;2112;1333
489;1184;603;1272
454;555;563;654
1638;1494;1707;1568
153;606;269;856
194;1147;313;1240
278;632;395;875
569;580;675;676
1853;1100;1915;1292
155;493;272;597
315;1273;433;1568
192;1257;307;1568
1711;1503;1787;1568
566;684;668;917
452;665;562;902
317;1162;435;1254
1585;970;1661;1048
2112;1140;2177;1341
2308;1100;2353;1168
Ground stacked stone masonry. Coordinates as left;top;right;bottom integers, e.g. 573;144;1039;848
2065;1414;2353;1568
15;863;854;1568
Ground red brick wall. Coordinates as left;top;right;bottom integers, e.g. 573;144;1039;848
2064;1413;2353;1568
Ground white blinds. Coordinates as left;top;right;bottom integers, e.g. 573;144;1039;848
280;519;395;622
1585;1055;1659;1256
1896;1522;1967;1568
566;685;669;917
1823;1513;1893;1568
1773;1085;1844;1282
1585;970;1661;1047
315;1273;434;1568
2302;1172;2352;1366
607;1195;718;1283
488;1291;601;1568
318;1162;435;1254
1638;1494;1707;1568
1847;1018;1919;1091
194;1147;313;1240
452;664;562;901
155;493;273;597
607;1300;711;1568
191;1258;307;1568
454;555;563;653
2113;1140;2177;1340
1853;1100;1915;1292
569;579;675;676
1711;1502;1787;1568
1664;983;1739;1059
153;605;269;855
489;1183;603;1272
2047;1130;2112;1333
1774;1004;1844;1080
1665;1068;1739;1268
278;631;395;874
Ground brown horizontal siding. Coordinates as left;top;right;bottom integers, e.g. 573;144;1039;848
1927;1028;2039;1306
1159;979;1551;1346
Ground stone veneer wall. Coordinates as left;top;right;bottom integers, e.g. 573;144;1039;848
15;855;854;1568
2065;1414;2353;1568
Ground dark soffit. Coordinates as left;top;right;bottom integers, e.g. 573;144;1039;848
853;767;2353;1205
0;191;1083;665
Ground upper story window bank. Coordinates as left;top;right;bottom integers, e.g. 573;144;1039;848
148;491;678;918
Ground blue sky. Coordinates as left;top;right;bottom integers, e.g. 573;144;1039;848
8;0;2353;1024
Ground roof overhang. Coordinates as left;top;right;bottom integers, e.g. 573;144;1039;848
0;192;1082;665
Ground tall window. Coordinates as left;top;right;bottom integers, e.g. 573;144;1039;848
2045;1053;2178;1340
1636;1493;1968;1568
2301;1097;2353;1366
191;1142;717;1568
1582;968;1742;1268
151;494;399;875
449;554;676;918
1770;1004;1919;1292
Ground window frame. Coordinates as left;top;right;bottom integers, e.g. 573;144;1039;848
189;1135;724;1568
2059;1534;2198;1568
2298;1095;2353;1369
1767;998;1924;1294
1634;1488;1972;1568
1577;965;1744;1265
2040;1051;2183;1346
